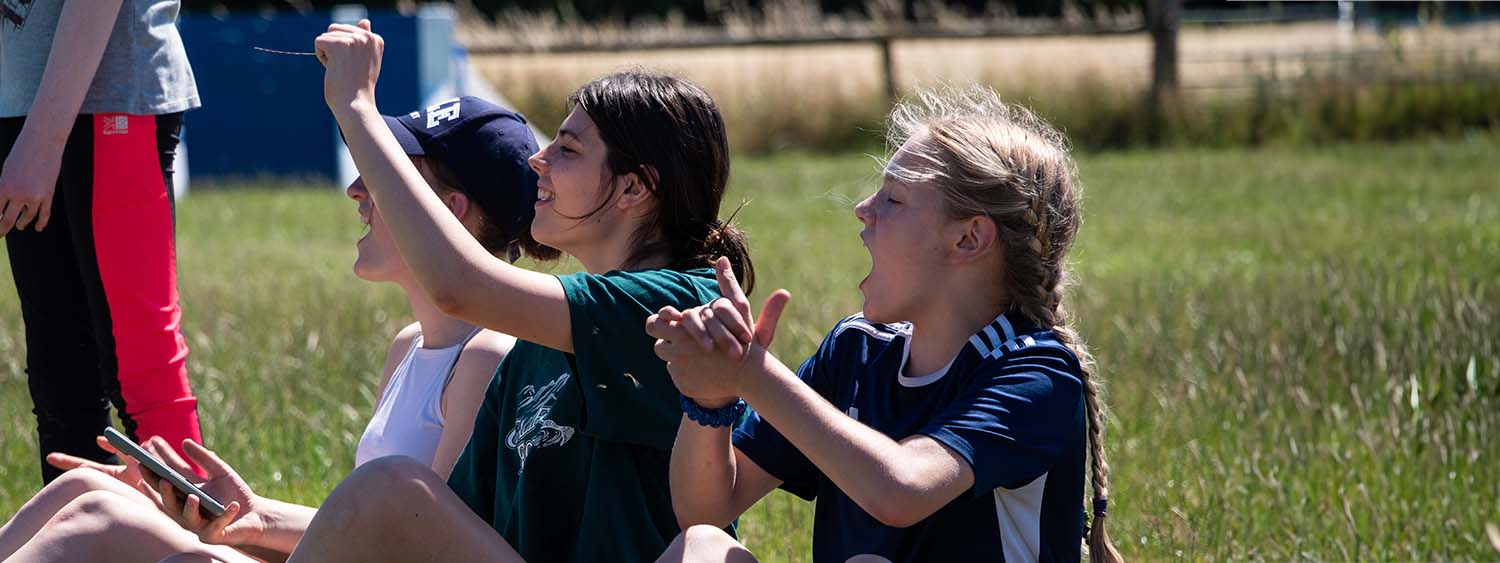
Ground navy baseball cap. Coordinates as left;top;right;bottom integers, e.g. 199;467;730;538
382;96;540;242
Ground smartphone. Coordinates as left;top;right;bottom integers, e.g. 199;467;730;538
102;427;226;517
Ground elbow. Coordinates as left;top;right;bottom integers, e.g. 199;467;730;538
866;500;926;529
672;501;733;531
862;478;938;529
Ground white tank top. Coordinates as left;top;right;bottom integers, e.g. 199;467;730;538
354;329;479;469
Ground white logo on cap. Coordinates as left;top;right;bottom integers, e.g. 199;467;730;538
426;99;461;129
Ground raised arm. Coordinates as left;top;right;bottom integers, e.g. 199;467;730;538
0;0;127;235
314;22;573;352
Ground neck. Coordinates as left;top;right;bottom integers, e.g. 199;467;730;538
399;279;479;348
571;225;669;274
904;275;1005;376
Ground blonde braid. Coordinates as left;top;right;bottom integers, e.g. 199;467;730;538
886;85;1124;563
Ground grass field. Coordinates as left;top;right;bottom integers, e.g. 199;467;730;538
1;134;1498;560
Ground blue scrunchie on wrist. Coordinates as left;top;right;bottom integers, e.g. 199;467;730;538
680;395;746;428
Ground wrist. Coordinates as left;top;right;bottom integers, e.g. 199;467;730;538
689;396;739;409
13;124;69;154
735;346;786;407
331;96;377;121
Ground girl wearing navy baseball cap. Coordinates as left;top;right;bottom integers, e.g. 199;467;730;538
647;86;1124;563
284;19;756;563
0;101;554;562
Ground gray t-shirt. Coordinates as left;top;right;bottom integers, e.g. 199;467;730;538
0;0;200;117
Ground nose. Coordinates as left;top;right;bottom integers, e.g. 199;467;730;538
853;192;875;226
528;147;549;176
346;177;368;200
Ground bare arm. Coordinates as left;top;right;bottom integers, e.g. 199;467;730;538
737;352;975;528
239;498;319;554
315;23;574;352
668;418;783;528
0;0;127;234
648;263;976;529
431;333;510;478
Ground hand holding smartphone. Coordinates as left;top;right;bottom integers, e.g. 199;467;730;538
102;427;226;518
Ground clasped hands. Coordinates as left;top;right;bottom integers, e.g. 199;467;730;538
645;257;792;408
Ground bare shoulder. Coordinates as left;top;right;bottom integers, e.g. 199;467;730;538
452;330;513;384
388;322;423;359
462;330;515;365
441;330;511;417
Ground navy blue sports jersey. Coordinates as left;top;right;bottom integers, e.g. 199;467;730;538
733;311;1087;562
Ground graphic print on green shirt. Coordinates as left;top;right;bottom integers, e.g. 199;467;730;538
447;268;720;563
503;372;575;473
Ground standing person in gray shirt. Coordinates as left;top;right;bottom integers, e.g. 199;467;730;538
0;0;204;483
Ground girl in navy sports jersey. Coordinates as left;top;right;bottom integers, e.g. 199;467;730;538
646;86;1124;563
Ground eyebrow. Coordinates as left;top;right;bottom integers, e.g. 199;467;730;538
556;128;582;142
881;171;911;188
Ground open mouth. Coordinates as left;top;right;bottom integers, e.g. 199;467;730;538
356;206;372;240
535;184;556;207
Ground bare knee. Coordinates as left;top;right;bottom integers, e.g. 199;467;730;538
319;456;445;530
659;525;754;563
43;490;145;555
43;467;124;504
52;490;136;525
339;455;444;503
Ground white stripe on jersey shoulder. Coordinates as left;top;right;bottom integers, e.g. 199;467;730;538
995;315;1017;341
832;313;909;342
968;334;991;356
967;312;1020;357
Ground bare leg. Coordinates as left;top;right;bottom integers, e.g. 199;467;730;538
5;490;256;563
0;467;154;559
656;525;758;563
287;456;522;563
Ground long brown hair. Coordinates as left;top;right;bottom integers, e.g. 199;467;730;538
567;70;755;292
886;86;1123;563
416;156;559;262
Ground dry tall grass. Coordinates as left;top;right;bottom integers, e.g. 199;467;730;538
465;21;1500;151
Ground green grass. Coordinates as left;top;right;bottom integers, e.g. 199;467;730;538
2;134;1498;560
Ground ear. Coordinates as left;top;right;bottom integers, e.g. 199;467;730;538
614;165;658;212
951;215;999;265
442;191;471;221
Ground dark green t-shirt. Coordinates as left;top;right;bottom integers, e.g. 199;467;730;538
447;268;720;562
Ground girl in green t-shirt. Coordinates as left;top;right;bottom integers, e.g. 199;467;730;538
283;21;754;563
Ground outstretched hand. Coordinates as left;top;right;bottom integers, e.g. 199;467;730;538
645;257;791;404
314;19;384;112
142;438;268;547
46;435;148;492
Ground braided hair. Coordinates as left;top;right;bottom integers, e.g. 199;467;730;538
885;86;1123;563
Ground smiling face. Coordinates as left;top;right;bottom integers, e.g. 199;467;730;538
526;108;626;257
852;140;967;324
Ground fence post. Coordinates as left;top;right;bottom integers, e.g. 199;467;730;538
878;36;897;104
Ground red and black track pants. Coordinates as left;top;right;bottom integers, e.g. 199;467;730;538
2;113;201;483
